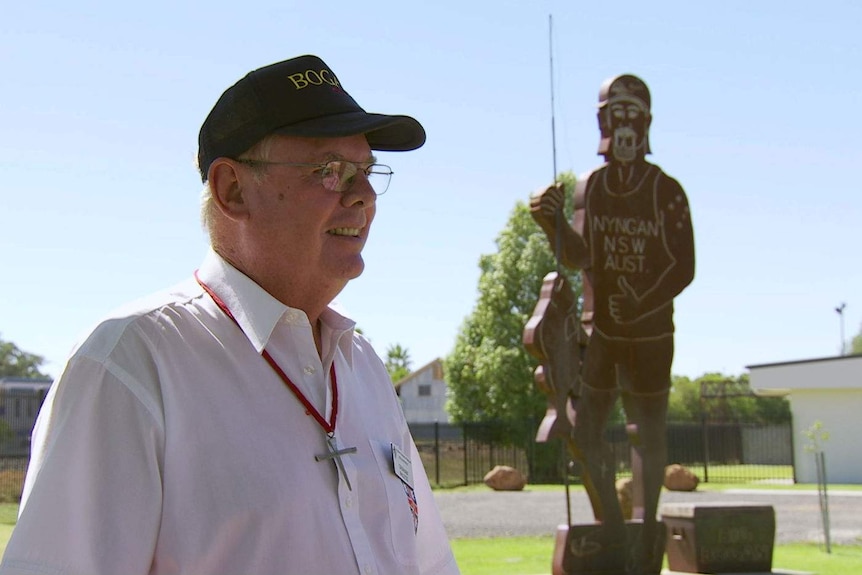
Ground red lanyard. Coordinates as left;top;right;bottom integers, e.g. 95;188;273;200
195;272;339;435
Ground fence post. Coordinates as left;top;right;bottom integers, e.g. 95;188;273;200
462;424;468;486
701;412;710;483
434;421;440;486
789;414;797;484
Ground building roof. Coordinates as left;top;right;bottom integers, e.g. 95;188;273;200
747;353;862;370
393;358;444;389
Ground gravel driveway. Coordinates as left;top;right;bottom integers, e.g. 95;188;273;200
435;487;862;545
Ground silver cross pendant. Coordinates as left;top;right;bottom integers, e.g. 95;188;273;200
315;433;357;491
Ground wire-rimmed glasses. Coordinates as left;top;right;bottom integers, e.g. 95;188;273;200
236;159;393;195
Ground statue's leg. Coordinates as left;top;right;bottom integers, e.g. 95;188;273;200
572;381;623;527
619;337;674;574
570;332;623;527
559;333;629;574
563;380;628;575
621;388;668;573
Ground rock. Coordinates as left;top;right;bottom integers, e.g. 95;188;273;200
483;465;527;491
664;463;700;491
616;477;633;519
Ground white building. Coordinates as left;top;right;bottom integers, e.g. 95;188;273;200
394;358;450;424
748;354;862;484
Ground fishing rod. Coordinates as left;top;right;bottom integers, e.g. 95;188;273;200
547;13;574;528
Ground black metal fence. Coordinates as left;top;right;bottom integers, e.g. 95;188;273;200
0;391;45;502
0;395;795;502
410;418;795;487
409;421;567;487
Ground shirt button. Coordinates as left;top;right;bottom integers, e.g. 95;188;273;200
345;495;353;508
303;365;316;375
363;565;373;575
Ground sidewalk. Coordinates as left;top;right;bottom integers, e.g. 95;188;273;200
434;487;862;545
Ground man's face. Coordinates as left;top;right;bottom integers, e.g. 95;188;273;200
239;134;377;294
606;98;649;164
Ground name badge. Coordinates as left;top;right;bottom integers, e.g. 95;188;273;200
390;443;413;489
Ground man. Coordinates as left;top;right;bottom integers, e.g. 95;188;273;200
1;55;460;575
531;74;695;573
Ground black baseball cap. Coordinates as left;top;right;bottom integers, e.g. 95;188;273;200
197;54;426;182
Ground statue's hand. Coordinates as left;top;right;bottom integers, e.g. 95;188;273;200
529;182;565;236
608;276;640;324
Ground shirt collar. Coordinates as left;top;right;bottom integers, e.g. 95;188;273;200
196;250;356;364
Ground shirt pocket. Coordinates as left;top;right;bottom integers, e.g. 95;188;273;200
369;438;420;570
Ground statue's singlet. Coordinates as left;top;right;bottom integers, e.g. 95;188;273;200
584;164;676;340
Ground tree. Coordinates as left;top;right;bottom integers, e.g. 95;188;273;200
445;173;581;442
851;322;862;355
385;344;412;383
676;372;790;423
0;335;50;379
667;375;701;421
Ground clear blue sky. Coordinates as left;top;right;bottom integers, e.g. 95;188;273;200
2;1;861;379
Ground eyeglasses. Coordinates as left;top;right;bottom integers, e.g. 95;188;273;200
236;158;394;195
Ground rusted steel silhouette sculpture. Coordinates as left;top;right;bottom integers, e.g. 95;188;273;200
526;74;695;575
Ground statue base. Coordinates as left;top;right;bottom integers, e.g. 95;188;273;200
552;521;666;575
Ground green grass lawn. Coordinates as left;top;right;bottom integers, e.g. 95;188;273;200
451;536;862;575
1;499;860;574
0;503;16;558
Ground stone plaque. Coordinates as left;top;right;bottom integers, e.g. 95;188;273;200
661;502;775;573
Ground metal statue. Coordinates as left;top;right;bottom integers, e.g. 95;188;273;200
528;74;696;575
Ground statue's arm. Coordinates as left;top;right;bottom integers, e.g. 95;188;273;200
653;173;695;301
670;177;695;285
529;178;590;270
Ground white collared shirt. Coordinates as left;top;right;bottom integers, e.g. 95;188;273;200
1;251;459;575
